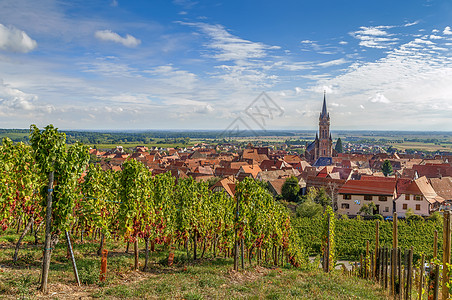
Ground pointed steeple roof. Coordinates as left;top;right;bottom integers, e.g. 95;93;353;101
320;90;328;118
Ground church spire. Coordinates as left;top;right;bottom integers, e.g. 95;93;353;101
320;90;328;118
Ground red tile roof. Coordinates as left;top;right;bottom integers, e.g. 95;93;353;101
338;179;396;196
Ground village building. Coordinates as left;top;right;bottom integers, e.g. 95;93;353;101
337;177;397;217
395;176;444;217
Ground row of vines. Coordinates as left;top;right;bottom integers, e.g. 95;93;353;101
0;125;308;293
294;217;443;260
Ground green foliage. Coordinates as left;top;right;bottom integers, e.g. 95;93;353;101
321;206;335;271
301;187;332;207
80;164;118;237
281;176;300;202
296;200;323;219
372;214;384;221
381;160;393;177
427;211;442;223
0;137;43;230
406;214;424;223
30;125;89;231
359;202;377;216
294;217;443;260
117;159;153;240
405;208;414;218
335;138;343;154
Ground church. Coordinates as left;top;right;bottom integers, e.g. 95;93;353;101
305;92;335;165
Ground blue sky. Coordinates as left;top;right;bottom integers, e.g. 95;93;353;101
0;0;451;131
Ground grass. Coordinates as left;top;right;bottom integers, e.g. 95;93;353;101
0;228;389;299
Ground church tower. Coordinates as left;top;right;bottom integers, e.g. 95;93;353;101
304;92;334;163
317;91;333;159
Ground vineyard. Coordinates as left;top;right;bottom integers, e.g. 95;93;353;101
3;125;451;299
294;217;443;260
0;125;308;296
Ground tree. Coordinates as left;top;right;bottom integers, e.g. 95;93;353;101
359;202;377;216
300;187;332;207
381;160;393;177
296;200;323;218
335;138;343;154
428;211;442;223
315;188;332;207
281;176;300;202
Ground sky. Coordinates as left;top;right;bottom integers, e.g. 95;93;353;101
0;0;452;131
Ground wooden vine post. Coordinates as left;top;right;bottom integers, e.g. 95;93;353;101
392;212;398;297
366;240;369;279
134;239;139;271
40;170;54;293
434;230;438;259
418;254;424;300
234;195;239;271
442;211;451;300
375;221;379;280
65;231;80;286
100;249;108;282
325;213;331;272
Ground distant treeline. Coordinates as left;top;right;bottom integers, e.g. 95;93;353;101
0;129;303;144
1;128;451;145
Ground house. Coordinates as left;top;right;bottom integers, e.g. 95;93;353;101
211;177;236;198
395;176;445;217
259;159;292;171
413;164;452;178
337;178;397;217
236;164;262;180
429;177;452;201
256;169;301;182
268;178;287;196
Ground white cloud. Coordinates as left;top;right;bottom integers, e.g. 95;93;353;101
180;22;278;62
0;79;35;110
94;30;141;47
350;26;398;49
0;79;49;113
404;21;419;27
0;23;37;53
110;0;118;7
430;35;443;40
300;39;339;54
295;87;302;95
444;26;452;35
318;58;348;67
369;93;390;103
339;41;348;45
360;105;365;109
432;29;439;33
311;33;452;129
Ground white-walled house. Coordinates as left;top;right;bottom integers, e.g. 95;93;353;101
337;178;397;217
395;176;444;217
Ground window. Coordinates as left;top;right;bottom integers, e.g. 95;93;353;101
343;194;351;200
379;196;387;201
416;204;421;211
384;207;389;212
405;194;410;200
364;195;372;201
341;203;350;209
415;195;422;201
403;204;408;210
